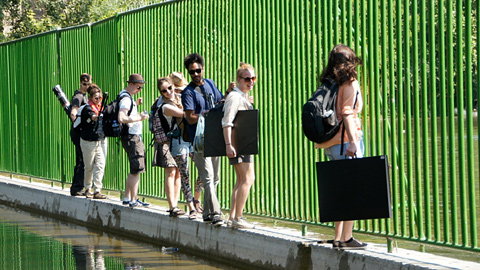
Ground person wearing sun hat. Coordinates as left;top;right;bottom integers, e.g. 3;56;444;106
169;72;189;93
118;73;151;208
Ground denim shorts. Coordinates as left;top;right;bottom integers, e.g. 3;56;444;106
324;140;364;161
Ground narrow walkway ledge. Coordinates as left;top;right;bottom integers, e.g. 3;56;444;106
0;175;478;270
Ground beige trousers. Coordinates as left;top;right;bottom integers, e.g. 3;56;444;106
80;138;107;193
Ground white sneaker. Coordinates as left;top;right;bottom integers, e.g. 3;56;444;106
232;218;255;229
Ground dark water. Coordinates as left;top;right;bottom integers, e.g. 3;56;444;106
0;204;239;270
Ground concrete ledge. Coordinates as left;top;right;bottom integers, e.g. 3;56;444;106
0;175;478;270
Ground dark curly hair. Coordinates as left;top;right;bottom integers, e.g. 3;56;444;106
184;53;204;70
320;44;363;86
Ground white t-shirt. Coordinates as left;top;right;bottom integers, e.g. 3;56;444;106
118;90;142;135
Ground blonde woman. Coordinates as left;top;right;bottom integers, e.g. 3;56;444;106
222;63;257;229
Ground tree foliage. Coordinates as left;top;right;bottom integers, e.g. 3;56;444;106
0;0;164;42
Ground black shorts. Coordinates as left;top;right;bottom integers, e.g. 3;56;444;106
229;154;253;165
121;134;146;174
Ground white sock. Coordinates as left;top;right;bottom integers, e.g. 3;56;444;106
123;197;130;202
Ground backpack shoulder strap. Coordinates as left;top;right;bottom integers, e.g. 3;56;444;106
118;92;134;116
158;103;171;133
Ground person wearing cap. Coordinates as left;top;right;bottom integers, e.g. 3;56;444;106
69;73;92;196
118;73;150;208
181;53;224;226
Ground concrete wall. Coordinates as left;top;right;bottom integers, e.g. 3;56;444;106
0;176;478;270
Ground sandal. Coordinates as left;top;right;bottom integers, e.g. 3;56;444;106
85;189;93;198
169;207;185;217
93;192;107;199
193;200;203;213
188;210;197;220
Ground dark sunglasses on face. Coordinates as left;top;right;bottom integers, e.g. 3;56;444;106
161;85;173;93
137;86;143;90
94;96;103;100
242;76;257;83
188;68;202;75
82;83;90;87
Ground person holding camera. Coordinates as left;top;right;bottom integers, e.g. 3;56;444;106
119;74;150;208
154;77;196;219
69;73;91;196
79;84;107;199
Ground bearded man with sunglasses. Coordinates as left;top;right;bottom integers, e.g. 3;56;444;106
69;73;92;196
118;73;151;208
181;53;224;226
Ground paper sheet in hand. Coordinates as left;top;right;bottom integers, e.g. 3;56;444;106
316;155;391;222
204;109;258;157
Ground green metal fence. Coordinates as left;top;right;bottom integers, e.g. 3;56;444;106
0;0;478;252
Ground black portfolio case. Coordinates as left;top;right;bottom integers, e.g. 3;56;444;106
204;109;259;157
316;155;392;222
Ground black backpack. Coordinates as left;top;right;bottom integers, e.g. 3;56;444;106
302;78;342;144
103;92;133;137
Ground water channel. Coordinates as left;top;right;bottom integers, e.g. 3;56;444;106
0;204;239;270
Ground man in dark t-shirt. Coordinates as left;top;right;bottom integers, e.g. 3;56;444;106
181;53;224;226
69;73;91;196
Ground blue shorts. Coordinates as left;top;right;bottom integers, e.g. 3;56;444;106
324;140;364;161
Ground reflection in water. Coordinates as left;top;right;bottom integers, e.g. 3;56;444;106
0;204;238;270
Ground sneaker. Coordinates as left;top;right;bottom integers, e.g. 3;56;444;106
212;215;224;227
122;200;130;205
203;216;214;223
135;199;150;207
232;218;255;229
340;238;367;250
188;210;197;220
169;207;185;217
71;190;86;196
226;220;233;227
129;201;139;208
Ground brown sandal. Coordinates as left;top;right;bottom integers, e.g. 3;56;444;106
93;192;107;199
193;200;203;213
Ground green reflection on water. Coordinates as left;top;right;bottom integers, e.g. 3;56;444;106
0;205;237;270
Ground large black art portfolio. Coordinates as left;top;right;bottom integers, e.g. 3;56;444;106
316;155;391;222
204;109;259;157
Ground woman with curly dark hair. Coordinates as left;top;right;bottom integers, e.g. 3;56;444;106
315;44;367;250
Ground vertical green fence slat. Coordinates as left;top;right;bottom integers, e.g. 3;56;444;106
0;0;479;252
420;0;431;241
446;0;457;244
456;0;467;246
465;0;477;248
411;0;423;240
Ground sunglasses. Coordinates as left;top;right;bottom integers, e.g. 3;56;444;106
241;76;257;83
137;86;143;90
188;68;202;75
82;83;90;87
161;85;173;93
94;96;103;100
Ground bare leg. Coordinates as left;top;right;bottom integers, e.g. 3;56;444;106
173;169;181;205
231;162;255;220
164;167;177;209
126;173;140;201
341;221;354;241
